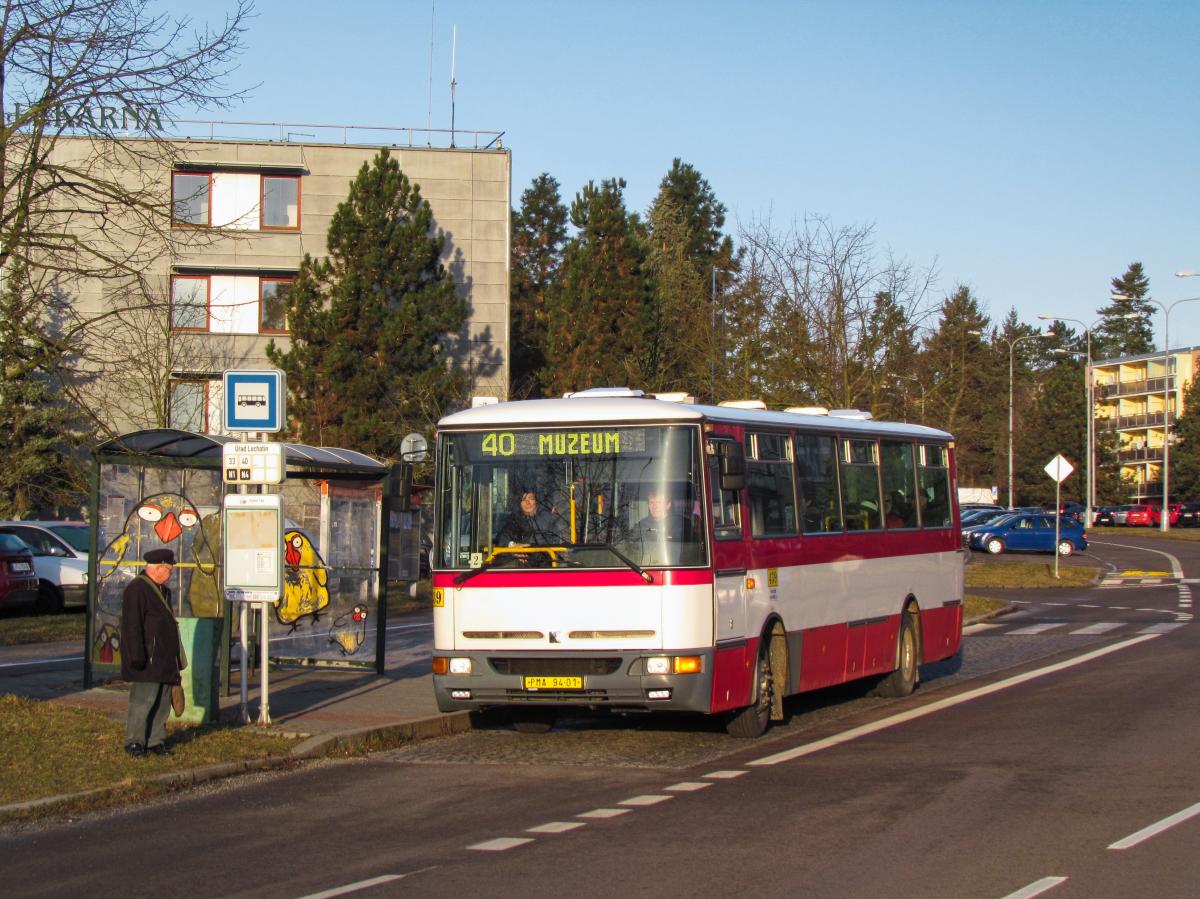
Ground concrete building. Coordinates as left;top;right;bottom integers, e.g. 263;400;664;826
53;122;511;435
1093;346;1200;500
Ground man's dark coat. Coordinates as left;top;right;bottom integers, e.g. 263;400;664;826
120;575;182;684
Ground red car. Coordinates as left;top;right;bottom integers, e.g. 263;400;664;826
1149;503;1182;527
0;532;38;609
1124;504;1158;527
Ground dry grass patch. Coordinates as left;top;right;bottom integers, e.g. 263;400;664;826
0;695;294;815
964;595;1009;620
0;612;85;646
965;559;1098;589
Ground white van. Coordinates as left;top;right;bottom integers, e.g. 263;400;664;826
0;521;90;613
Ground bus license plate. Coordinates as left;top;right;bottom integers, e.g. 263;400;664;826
523;676;582;690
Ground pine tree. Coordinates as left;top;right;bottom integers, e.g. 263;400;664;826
267;149;467;457
0;266;86;516
920;287;997;486
644;159;739;397
544;179;653;395
510;174;568;398
1096;262;1156;357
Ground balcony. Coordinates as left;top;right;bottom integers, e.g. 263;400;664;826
1096;411;1167;430
1095;376;1171;400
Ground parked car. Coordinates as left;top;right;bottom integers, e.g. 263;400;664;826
1092;506;1120;526
0;521;90;613
961;511;1018;546
1043;501;1084;523
1124;504;1158;527
0;533;38;610
969;513;1088;556
961;503;1004;515
1177;503;1200;528
1110;504;1135;526
1149;503;1182;527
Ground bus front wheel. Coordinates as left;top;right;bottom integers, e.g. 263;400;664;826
726;644;772;738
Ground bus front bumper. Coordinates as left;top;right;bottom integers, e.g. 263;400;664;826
432;649;715;714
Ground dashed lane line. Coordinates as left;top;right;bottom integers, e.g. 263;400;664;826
619;794;673;807
1108;800;1200;850
665;781;713;792
296;871;431;899
1007;623;1063;636
527;822;586;834
1068;622;1124;636
577;808;632;819
703;769;747;779
467;837;535;852
1001;876;1068;898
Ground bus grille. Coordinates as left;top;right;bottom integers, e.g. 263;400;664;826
488;657;622;676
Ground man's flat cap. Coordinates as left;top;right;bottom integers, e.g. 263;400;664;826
143;548;176;565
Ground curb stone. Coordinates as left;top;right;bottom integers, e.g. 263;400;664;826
0;711;473;821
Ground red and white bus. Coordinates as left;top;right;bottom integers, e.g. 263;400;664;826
431;388;963;736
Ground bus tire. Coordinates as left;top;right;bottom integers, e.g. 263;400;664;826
511;708;556;734
726;643;772;738
875;612;919;698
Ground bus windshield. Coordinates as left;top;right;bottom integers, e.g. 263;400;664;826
436;424;708;570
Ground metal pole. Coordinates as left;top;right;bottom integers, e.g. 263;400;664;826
258;602;271;725
1008;344;1015;508
1085;331;1093;529
239;601;249;723
1162;312;1170;531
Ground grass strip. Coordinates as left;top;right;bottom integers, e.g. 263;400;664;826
0;695;294;813
0;612;86;646
1088;526;1200;541
964;595;1008;620
965;560;1098;588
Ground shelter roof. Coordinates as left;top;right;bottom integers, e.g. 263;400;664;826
95;429;387;476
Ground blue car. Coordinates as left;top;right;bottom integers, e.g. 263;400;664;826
969;513;1088;556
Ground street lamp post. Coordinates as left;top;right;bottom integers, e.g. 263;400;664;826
1006;330;1055;509
1037;313;1137;527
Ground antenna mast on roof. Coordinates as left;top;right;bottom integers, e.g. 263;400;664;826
450;25;457;148
426;1;436;145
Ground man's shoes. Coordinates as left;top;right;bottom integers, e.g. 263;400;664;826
124;742;146;757
147;744;172;757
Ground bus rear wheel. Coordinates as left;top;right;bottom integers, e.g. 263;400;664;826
726;644;772;738
874;613;919;698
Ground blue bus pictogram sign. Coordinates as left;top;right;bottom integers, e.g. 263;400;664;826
223;369;285;433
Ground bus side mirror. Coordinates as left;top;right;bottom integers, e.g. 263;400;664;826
718;442;746;492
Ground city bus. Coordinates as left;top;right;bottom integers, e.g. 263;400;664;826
430;388;964;736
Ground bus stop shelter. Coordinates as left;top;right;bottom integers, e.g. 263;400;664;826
84;429;399;714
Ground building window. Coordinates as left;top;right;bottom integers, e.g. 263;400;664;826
169;380;207;431
172;173;210;226
260;278;293;333
171;276;209;331
261;175;300;229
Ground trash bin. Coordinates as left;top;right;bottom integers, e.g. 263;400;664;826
177;617;221;724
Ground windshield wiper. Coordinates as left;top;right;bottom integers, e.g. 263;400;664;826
570;543;654;583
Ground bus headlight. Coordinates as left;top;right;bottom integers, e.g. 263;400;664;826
448;657;472;675
645;657;671;675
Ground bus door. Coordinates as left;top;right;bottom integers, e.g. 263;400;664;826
709;441;749;642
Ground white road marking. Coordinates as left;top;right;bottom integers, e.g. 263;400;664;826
1069;622;1123;635
1007;623;1063;635
1091;540;1185;578
0;655;83;669
1139;622;1186;634
1077;604;1100;609
1001;876;1068;898
527;821;585;834
1108;801;1200;850
665;781;713;792
747;635;1159;767
296;873;416;898
703;770;747;779
619;794;672;807
467;837;535;851
964;623;1002;633
577;808;631;818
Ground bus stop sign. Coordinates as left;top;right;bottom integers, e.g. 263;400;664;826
223;369;285;433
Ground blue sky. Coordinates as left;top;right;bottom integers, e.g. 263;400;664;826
185;0;1200;345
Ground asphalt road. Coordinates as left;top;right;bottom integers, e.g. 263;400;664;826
3;533;1199;898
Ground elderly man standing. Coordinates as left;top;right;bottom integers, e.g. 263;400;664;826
121;548;186;757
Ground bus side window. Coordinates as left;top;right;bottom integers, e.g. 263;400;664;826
708;456;742;539
918;444;951;527
795;432;842;533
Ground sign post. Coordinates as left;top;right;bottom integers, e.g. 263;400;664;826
221;369;287;726
1044;454;1075;580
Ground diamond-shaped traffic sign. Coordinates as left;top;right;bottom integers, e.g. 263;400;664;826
1044;454;1075;483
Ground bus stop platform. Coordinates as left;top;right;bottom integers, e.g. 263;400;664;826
1;610;469;761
